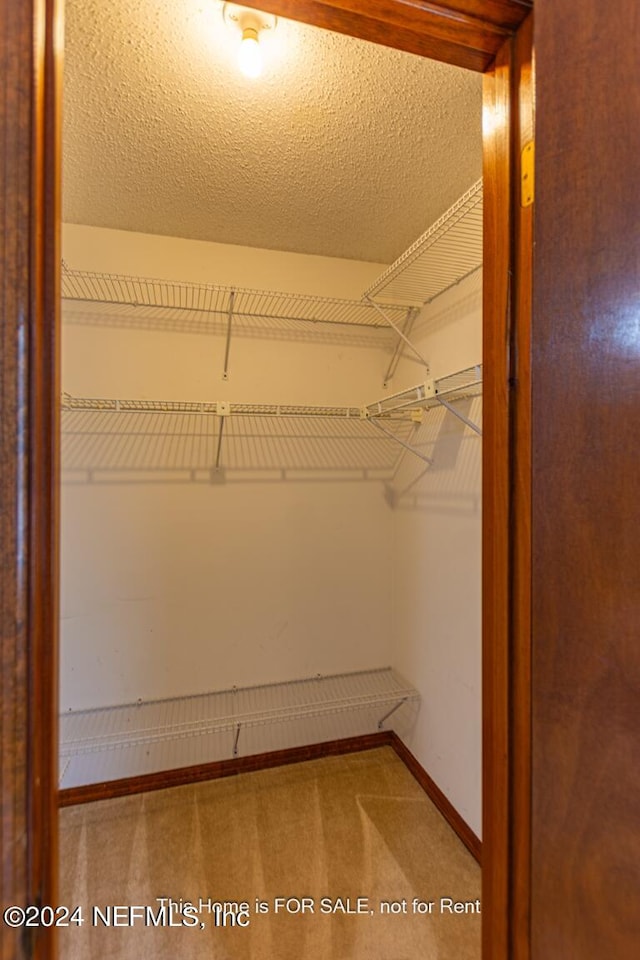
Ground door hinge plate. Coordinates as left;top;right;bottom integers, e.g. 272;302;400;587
521;140;534;207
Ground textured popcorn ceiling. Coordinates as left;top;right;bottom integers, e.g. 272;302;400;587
63;0;482;264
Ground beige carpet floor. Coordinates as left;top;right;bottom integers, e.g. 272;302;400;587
59;747;480;959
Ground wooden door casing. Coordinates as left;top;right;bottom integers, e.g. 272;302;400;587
1;2;62;959
0;2;533;959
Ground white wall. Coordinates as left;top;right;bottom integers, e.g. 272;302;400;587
63;223;386;298
390;269;482;838
60;225;395;710
60;224;483;841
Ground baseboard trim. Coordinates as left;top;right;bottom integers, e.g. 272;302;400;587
388;731;482;865
58;732;394;807
59;731;481;864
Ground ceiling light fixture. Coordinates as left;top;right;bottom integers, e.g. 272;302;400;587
223;3;277;80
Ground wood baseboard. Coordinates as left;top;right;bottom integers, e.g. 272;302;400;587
59;730;481;865
388;731;482;864
58;731;394;806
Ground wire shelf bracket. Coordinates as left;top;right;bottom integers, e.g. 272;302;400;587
364;296;430;374
377;698;409;730
382;307;420;388
222;289;234;380
368;417;433;466
436;395;482;436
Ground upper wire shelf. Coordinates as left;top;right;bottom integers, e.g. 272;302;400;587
363;179;483;306
61;264;412;331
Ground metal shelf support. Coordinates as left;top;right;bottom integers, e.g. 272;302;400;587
222;289;235;381
365;296;430;372
382;307;420;387
377;698;408;730
369;418;433;466
437;395;482;436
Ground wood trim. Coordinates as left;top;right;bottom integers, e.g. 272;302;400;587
510;14;533;960
481;32;514;960
388;733;482;864
59;733;395;806
30;0;62;943
482;17;534;960
238;0;532;72
1;3;534;960
1;2;61;959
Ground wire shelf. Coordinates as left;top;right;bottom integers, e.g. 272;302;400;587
60;368;481;477
61;394;362;419
366;365;483;418
62;265;412;331
60;667;419;758
61;414;414;475
363;180;483;306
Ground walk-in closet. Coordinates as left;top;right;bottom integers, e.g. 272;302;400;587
59;1;484;954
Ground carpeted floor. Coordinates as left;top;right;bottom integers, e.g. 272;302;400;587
59;747;480;959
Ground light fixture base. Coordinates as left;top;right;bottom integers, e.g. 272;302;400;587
223;3;277;36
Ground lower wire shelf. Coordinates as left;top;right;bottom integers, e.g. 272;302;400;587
59;667;420;789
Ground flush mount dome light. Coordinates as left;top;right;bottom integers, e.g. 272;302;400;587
223;3;277;79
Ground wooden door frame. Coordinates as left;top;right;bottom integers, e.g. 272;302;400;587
0;3;533;958
1;2;61;959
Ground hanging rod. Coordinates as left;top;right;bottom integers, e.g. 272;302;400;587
61;264;412;332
